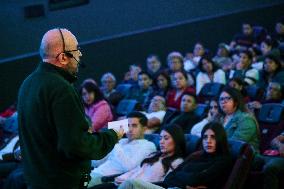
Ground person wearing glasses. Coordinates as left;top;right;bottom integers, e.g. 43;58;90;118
219;87;259;153
17;28;124;189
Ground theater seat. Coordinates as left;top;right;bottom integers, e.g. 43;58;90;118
223;140;254;189
198;83;225;103
115;99;139;116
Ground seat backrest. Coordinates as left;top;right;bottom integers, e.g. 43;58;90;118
184;134;201;155
245;85;264;101
257;103;284;153
115;84;133;96
194;103;209;120
115;99;139;116
223;139;254;189
198;83;225;103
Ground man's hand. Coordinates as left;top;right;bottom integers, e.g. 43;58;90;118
113;126;124;140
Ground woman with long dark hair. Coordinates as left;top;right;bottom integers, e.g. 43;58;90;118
80;80;114;132
119;122;233;189
196;56;226;94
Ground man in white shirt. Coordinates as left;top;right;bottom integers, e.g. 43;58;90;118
143;95;166;134
88;112;156;187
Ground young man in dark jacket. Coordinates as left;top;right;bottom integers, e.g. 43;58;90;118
17;28;124;189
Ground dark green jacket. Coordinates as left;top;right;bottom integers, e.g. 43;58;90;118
18;63;118;189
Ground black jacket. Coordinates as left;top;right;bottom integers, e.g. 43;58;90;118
18;63;118;189
163;152;232;189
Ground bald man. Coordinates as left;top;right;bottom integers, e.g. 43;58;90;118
17;28;124;189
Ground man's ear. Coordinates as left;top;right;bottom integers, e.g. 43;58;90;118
58;53;68;65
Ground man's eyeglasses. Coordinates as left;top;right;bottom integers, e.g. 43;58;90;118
65;46;81;53
219;96;232;103
56;47;81;59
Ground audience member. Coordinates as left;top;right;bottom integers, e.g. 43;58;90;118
152;71;171;98
230;50;259;85
80;80;114;132
100;72;117;98
184;42;206;72
166;71;195;110
219;87;259;152
169;92;199;133
248;82;283;114
253;132;284;189
213;43;232;68
196;56;226;94
230;23;256;50
143;95;167;134
88;112;156;187
258;55;284;89
191;99;221;137
125;71;153;110
228;77;250;103
272;18;284;44
146;54;163;80
123;64;141;85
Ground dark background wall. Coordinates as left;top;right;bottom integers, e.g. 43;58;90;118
0;1;284;111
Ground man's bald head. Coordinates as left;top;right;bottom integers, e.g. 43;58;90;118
39;28;77;61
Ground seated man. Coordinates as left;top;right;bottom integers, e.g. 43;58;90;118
247;82;283;115
169;92;199;133
142;95;166;134
88;112;156;187
254;131;284;189
125;71;154;110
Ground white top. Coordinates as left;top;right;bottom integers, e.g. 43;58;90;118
190;118;209;137
196;69;226;94
116;156;183;183
143;111;166;123
91;138;156;176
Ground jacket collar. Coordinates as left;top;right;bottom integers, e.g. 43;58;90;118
39;62;78;83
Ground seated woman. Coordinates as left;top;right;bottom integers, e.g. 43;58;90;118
166;71;195;110
196;56;226;95
90;124;186;189
191;98;221;137
219;87;259;153
80;80;114;132
119;122;233;189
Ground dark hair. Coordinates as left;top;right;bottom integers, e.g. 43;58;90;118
138;71;153;80
219;87;246;115
201;122;230;155
80;81;105;105
147;54;161;62
228;77;245;87
181;92;197;104
239;50;253;60
155;71;171;90
141;124;185;173
126;111;148;127
198;56;218;73
173;70;188;80
263;54;282;74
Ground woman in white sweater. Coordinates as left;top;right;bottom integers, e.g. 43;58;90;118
196;56;226;94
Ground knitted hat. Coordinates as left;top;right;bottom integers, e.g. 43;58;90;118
162;124;186;157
